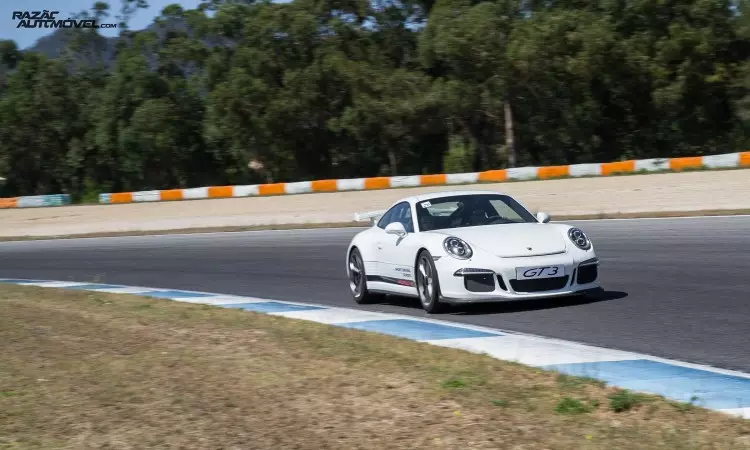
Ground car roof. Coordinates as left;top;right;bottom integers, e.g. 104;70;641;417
404;190;509;204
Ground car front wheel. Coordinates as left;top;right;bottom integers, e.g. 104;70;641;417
416;250;446;313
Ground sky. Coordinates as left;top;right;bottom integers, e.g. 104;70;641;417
1;0;203;49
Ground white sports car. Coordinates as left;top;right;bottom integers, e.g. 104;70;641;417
346;190;601;313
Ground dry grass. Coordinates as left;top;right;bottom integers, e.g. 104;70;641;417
1;285;749;449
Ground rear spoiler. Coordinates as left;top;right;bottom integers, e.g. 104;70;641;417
353;210;385;224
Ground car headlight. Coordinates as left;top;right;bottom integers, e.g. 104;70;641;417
567;227;591;250
443;236;473;259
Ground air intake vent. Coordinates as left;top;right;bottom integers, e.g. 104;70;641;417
510;276;569;292
464;274;495;292
577;265;598;284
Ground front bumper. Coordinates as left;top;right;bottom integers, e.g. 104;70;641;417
435;252;601;303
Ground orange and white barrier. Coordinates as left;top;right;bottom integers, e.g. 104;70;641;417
69;151;750;205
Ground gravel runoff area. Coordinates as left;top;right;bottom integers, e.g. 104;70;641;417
1;169;749;238
2;285;750;449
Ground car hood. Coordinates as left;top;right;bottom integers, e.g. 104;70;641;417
428;223;568;258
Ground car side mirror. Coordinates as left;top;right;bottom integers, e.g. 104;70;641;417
384;221;407;237
536;212;551;223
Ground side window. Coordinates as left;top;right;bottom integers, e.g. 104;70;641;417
391;202;415;233
377;206;396;229
377;202;414;232
400;204;415;233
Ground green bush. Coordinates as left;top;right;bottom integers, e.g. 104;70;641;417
442;135;474;174
608;389;650;412
555;397;598;415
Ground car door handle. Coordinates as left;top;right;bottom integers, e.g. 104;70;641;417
377;243;383;250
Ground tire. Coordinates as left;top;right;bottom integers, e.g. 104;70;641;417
416;250;447;313
348;248;383;304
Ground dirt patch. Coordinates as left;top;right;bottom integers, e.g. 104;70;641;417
0;285;748;449
0;169;749;239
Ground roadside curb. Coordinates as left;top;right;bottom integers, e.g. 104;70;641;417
3;277;749;420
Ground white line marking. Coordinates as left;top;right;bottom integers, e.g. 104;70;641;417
719;407;750;419
87;287;159;294
13;281;89;288
270;308;399;324
431;336;642;366
163;295;269;305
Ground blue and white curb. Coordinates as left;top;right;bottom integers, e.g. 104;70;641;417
3;278;749;419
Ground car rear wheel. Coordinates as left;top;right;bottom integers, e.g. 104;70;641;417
348;248;383;304
416;250;446;313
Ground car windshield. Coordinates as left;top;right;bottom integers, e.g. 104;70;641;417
415;194;537;232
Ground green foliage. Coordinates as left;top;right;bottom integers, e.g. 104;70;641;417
441;379;467;389
79;178;102;204
555;397;598;415
668;396;701;412
556;373;607;390
0;0;748;197
608;389;651;412
442;135;474;173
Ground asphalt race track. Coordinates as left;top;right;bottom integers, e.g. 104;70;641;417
1;215;749;372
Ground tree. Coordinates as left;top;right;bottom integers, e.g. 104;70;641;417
1;0;749;196
420;0;518;169
0;54;85;195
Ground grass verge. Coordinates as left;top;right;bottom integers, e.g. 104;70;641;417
2;208;750;242
1;285;749;449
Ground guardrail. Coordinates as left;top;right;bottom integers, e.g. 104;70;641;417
98;151;750;205
0;194;72;209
